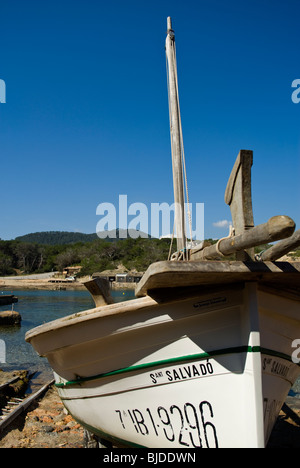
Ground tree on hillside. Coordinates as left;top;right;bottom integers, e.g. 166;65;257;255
13;243;44;273
55;248;81;271
0;252;13;275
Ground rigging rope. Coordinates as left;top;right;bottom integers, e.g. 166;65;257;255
166;36;193;258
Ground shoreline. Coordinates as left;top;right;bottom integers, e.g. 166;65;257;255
0;278;137;292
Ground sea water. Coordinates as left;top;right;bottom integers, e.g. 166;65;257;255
0;289;134;382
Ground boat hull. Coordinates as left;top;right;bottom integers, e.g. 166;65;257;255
26;281;300;448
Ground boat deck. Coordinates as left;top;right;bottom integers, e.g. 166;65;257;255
135;260;300;300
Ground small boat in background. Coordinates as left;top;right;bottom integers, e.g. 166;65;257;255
26;17;300;448
0;293;18;306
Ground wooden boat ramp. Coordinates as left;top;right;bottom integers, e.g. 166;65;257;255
0;373;54;432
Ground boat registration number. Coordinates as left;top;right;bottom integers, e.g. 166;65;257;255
115;400;218;448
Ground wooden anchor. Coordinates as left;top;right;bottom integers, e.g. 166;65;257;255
224;149;255;260
190;149;296;261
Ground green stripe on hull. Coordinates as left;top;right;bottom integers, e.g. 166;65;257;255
55;345;298;389
55;345;253;388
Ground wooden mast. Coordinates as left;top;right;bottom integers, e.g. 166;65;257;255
165;17;187;258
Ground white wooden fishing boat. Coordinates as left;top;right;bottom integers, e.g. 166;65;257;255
25;18;300;448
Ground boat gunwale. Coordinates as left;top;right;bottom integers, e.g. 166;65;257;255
25;295;157;343
24;281;238;343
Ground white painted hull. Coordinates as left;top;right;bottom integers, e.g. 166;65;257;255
26;281;300;448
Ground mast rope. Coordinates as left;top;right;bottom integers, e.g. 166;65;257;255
168;220;175;261
215;224;235;257
166;36;193;254
166;52;177;261
173;44;193;247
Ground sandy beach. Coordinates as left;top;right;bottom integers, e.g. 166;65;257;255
0;276;136;291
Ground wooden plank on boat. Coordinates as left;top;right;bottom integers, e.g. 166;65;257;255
0;380;54;432
25;295;158;345
135;260;300;298
83;277;114;307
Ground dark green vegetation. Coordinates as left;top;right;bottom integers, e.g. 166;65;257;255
0;231;173;276
0;231;298;277
15;231;98;245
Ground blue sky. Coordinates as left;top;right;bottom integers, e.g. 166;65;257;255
0;0;299;240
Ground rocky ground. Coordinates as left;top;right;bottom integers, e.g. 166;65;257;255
0;385;84;448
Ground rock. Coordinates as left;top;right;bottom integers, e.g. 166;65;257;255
0;386;84;448
42;425;54;433
0;310;21;325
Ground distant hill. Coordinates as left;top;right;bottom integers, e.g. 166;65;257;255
14;229;151;245
15;231;98;245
